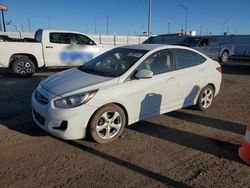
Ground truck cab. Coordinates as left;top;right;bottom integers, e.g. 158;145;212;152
0;29;109;77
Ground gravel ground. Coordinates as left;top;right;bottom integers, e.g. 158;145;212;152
0;60;250;188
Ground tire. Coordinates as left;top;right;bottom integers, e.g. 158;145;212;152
195;85;215;111
220;51;229;63
11;57;36;77
89;104;126;143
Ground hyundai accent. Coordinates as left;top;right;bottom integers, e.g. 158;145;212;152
32;44;222;143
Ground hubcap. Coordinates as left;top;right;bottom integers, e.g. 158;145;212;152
96;111;122;139
16;61;32;74
222;53;228;62
201;88;213;108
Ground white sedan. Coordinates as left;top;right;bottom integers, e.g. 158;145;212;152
31;44;222;143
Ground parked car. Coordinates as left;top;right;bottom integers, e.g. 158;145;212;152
32;44;222;143
0;29;112;77
144;35;234;63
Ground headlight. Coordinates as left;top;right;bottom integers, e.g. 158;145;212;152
54;90;97;108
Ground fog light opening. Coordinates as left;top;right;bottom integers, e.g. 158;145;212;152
52;121;68;131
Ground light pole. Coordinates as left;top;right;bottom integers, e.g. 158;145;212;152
147;0;152;37
178;4;188;34
221;18;230;34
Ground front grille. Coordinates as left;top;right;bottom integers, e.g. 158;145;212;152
33;108;45;125
35;91;49;104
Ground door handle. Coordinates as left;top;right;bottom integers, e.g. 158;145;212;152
166;77;176;81
199;69;205;72
46;46;53;48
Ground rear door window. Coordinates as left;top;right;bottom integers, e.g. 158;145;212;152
175;49;206;69
50;33;72;44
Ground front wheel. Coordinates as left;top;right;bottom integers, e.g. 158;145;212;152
89;104;126;143
11;57;36;77
196;85;215;111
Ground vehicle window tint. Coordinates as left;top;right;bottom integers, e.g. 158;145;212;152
175;49;205;69
73;34;96;45
138;50;175;75
50;33;71;44
209;38;218;46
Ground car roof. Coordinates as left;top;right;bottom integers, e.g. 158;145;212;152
119;44;167;51
120;43;190;51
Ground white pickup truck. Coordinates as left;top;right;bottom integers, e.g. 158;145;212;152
0;29;112;76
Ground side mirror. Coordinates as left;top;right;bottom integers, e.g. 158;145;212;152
89;40;96;45
135;69;153;79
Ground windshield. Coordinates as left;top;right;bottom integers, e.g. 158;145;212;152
78;48;148;77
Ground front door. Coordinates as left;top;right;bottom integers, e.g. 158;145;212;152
44;32;100;67
130;49;178;120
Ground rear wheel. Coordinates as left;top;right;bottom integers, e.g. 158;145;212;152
196;85;215;111
220;51;229;63
89;104;126;143
11;57;35;77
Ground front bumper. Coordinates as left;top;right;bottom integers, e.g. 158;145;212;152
31;86;98;140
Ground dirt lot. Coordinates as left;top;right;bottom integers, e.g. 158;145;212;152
0;60;250;188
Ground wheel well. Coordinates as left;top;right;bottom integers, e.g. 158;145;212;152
113;102;129;126
221;49;229;56
207;83;216;93
87;102;129;129
9;53;38;68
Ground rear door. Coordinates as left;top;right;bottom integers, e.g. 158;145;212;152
174;49;208;107
130;49;178;120
43;32;73;67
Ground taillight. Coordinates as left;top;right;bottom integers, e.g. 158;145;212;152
216;67;222;73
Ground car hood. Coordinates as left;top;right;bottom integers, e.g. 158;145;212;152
41;68;116;96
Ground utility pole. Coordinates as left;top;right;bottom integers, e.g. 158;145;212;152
106;16;109;35
147;0;152;37
27;18;31;32
94;18;97;34
200;25;202;35
168;22;170;34
0;14;2;31
1;10;6;32
20;23;23;32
